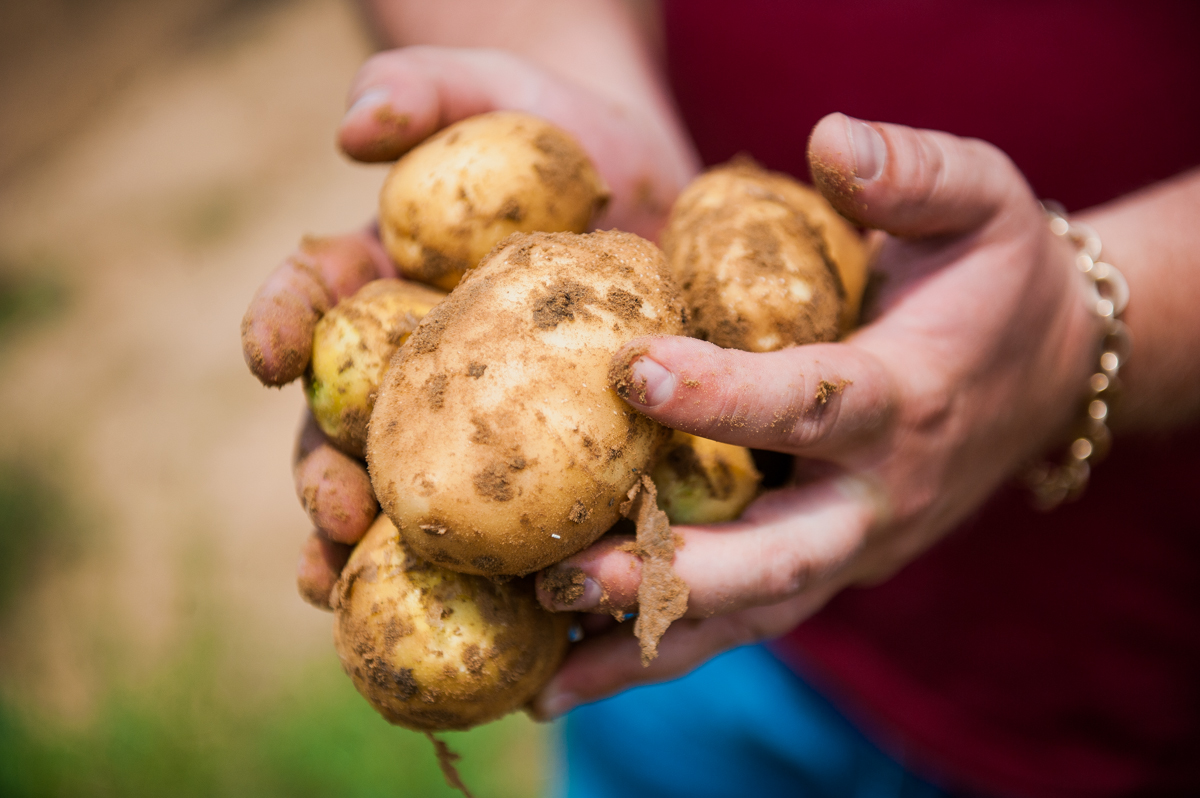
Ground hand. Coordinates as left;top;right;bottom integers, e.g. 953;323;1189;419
528;113;1102;718
339;46;699;240
239;46;700;607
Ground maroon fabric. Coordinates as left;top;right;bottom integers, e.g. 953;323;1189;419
662;2;1200;796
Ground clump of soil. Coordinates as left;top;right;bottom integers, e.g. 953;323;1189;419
814;378;849;406
427;734;474;798
620;475;688;665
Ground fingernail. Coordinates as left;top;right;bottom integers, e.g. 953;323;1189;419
343;87;389;123
846;116;886;181
628;357;675;406
544;569;601;611
535;688;578;720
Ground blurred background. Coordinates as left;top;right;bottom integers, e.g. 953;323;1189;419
0;0;549;794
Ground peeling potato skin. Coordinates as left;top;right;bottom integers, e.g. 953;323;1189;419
304;279;446;458
662;159;868;351
651;431;762;525
379;111;610;291
332;515;571;732
367;231;684;576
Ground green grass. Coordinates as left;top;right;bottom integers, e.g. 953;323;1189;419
0;636;550;798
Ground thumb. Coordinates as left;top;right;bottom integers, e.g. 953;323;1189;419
335;46;696;241
338;46;538;162
808;112;1028;238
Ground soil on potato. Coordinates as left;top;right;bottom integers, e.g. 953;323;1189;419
370;231;683;578
664;159;848;352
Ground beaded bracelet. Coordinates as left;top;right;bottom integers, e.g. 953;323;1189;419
1022;202;1131;510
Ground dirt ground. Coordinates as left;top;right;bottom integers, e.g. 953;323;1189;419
0;0;391;717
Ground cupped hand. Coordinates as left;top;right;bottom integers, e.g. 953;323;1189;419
239;46;700;607
529;113;1104;718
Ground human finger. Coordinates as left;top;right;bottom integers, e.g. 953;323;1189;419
537;478;877;617
297;530;352;610
338;46;517;161
336;47;698;240
808;112;1028;238
293;413;378;544
241;230;393;386
610;336;895;460
530;591;831;719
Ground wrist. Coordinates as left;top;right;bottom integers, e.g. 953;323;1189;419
1023;206;1128;507
1072;167;1200;431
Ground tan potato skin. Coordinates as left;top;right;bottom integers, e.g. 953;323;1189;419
379;111;610;291
332;515;571;732
304;279;446;458
662;159;868;351
367;231;685;576
651;431;761;525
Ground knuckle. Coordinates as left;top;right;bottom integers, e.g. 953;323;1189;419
784;393;840;451
903;378;956;435
912;137;947;212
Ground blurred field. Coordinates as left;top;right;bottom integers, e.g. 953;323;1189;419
0;0;551;794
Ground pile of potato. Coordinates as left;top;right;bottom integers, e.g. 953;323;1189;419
245;111;867;736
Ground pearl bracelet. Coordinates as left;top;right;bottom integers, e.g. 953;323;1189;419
1022;202;1130;510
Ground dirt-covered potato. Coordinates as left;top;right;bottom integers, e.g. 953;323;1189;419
651;431;761;524
304;279;446;458
367;230;685;576
332;515;570;731
378;111;610;291
662;159;868;352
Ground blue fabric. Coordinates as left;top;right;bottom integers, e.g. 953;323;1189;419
553;644;948;798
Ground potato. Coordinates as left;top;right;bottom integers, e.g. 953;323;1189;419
332;515;570;731
367;230;685;576
662;158;868;352
379;112;610;291
304;279;446;458
651;431;761;524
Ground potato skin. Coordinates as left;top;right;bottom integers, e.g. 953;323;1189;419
332;515;570;732
304;279;446;458
379;111;610;291
367;231;685;576
651;431;761;525
662;159;868;352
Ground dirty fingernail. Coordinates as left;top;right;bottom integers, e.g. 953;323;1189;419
846;116;886;181
343;87;390;123
629;357;675;406
543;568;601;611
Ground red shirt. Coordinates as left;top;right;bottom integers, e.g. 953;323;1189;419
662;2;1200;795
